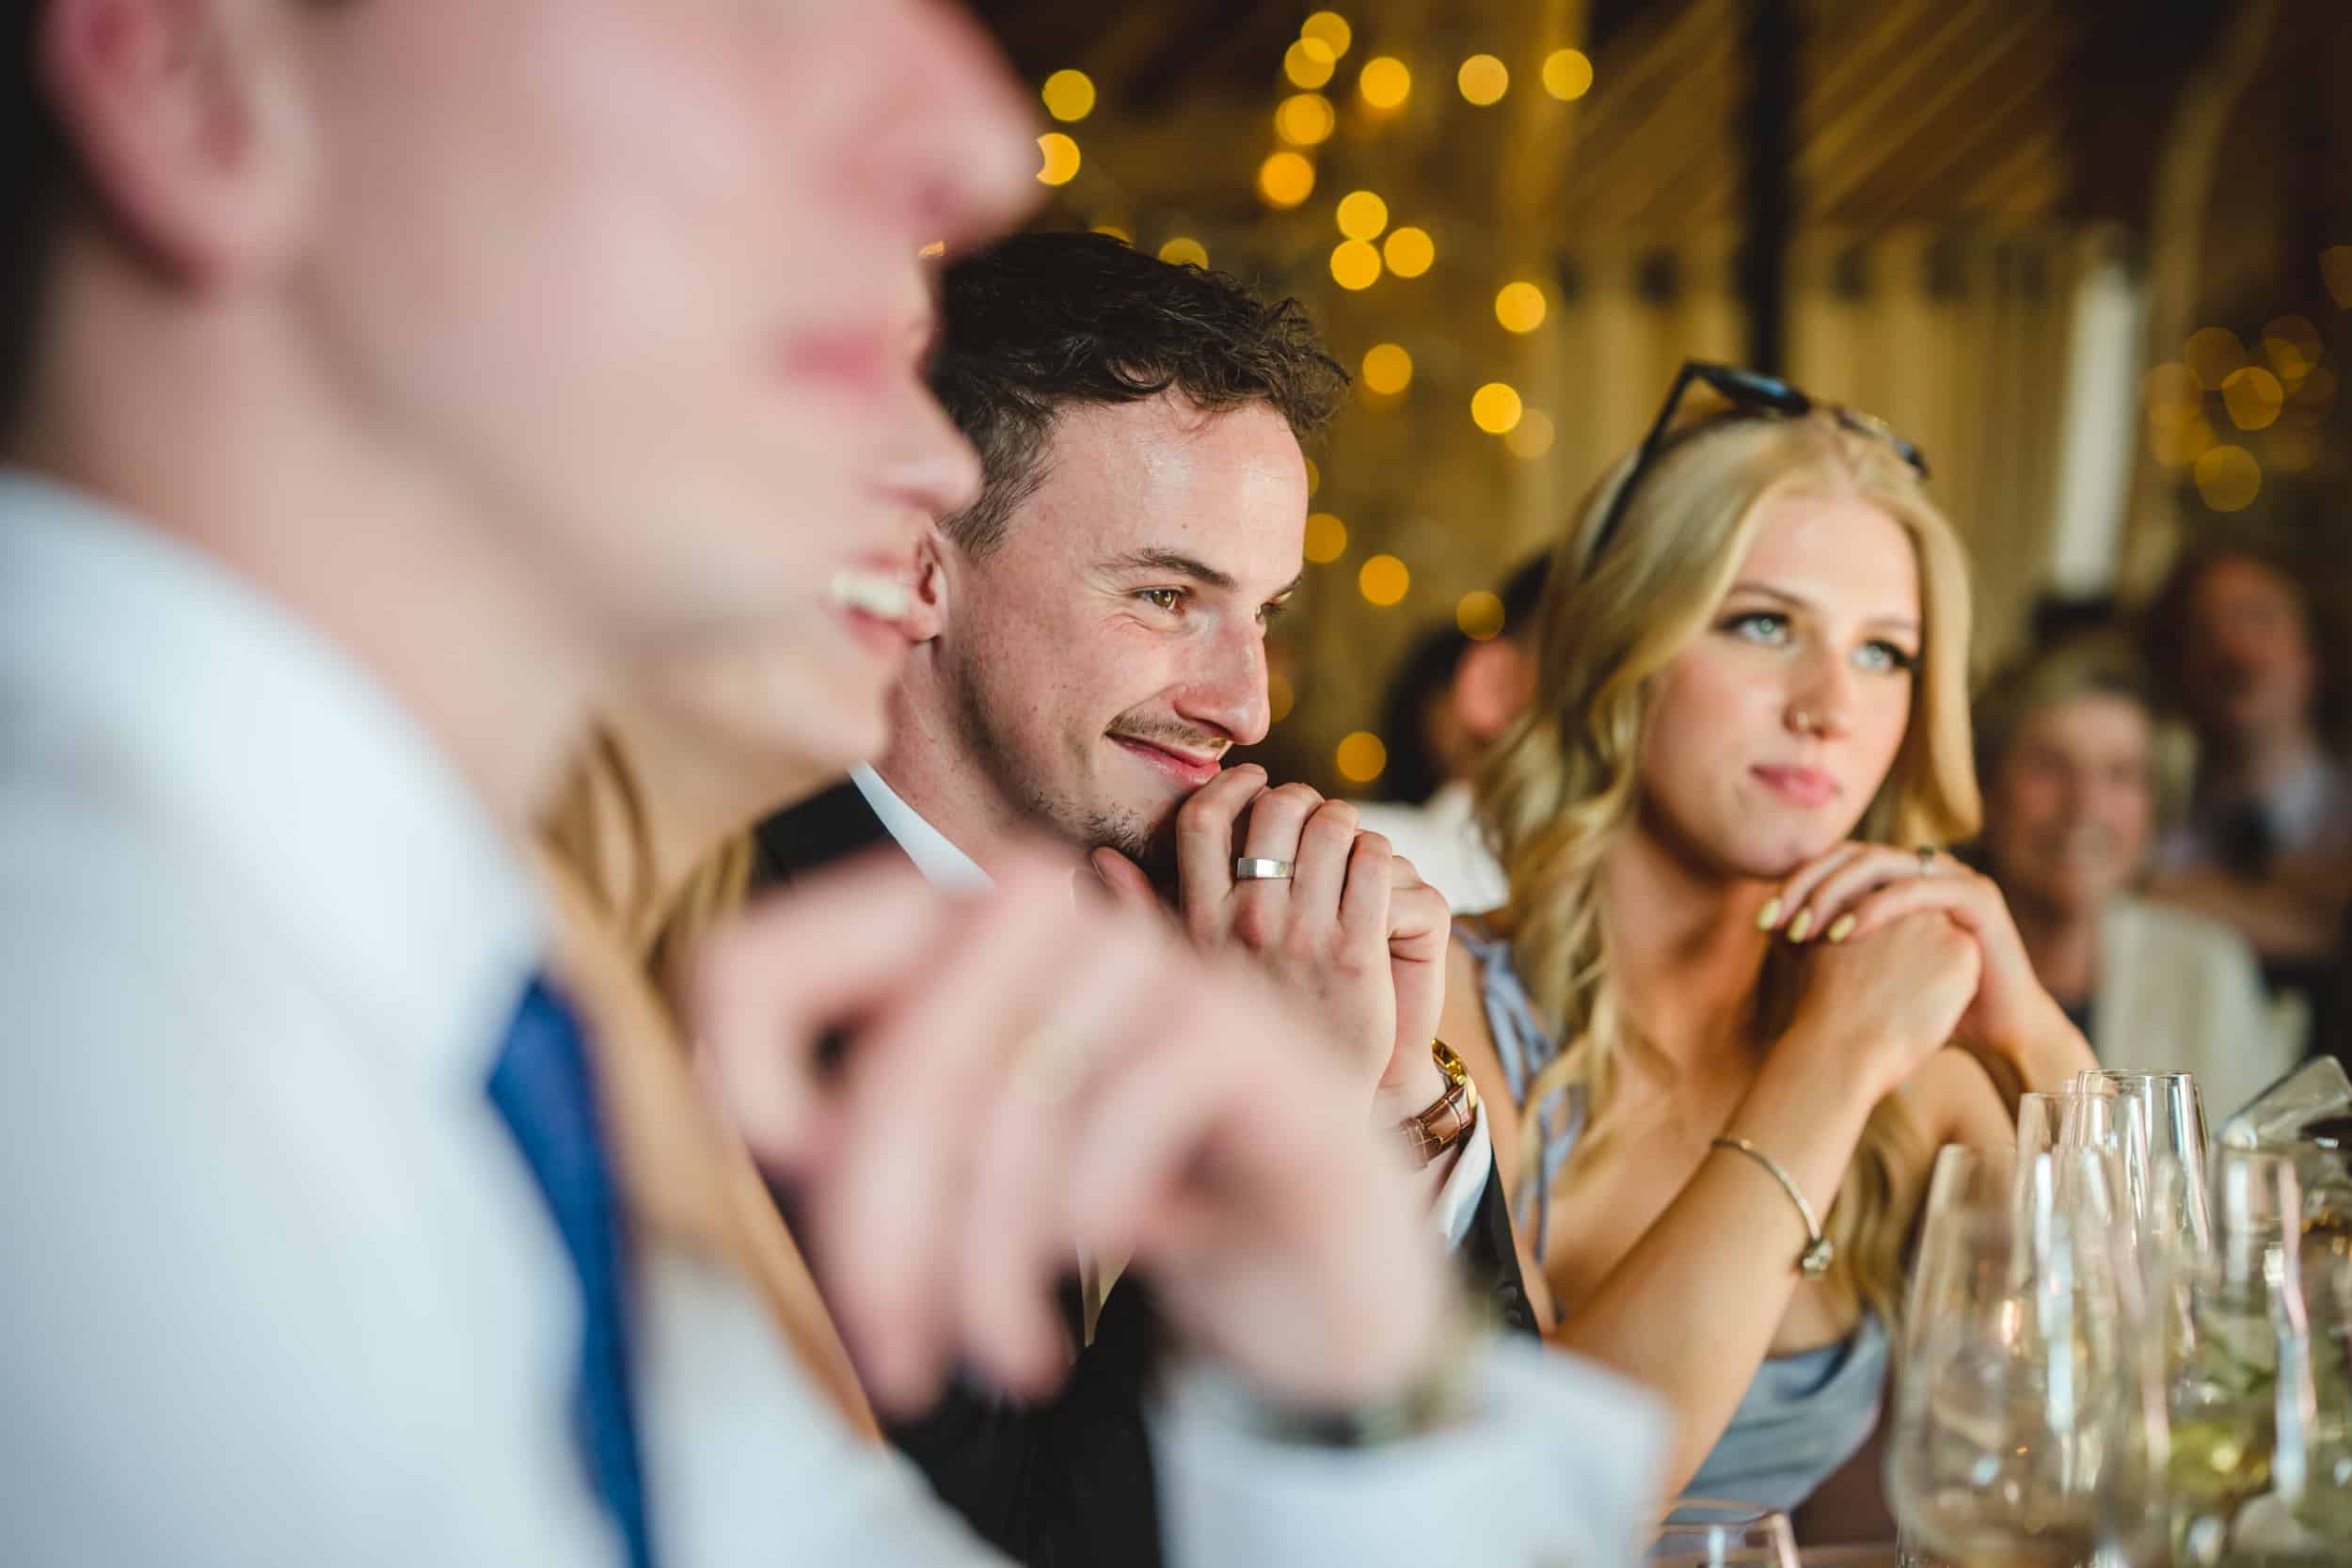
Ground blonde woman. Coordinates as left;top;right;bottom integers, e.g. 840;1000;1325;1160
1438;363;2094;1511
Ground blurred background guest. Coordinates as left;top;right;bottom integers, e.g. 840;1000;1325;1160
1352;554;1546;912
1971;634;2296;1117
2143;539;2352;1050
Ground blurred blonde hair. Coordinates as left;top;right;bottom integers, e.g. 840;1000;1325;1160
542;727;755;1006
1477;410;1980;1323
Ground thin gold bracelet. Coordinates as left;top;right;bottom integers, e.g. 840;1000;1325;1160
1709;1136;1835;1279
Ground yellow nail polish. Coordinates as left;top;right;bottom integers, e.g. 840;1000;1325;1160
1756;897;1783;931
1826;913;1856;944
1787;910;1814;942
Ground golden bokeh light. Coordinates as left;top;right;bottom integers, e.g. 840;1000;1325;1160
2295;365;2338;409
2323;246;2352;310
1041;69;1097;122
2144;361;2203;404
1258;150;1317;209
1470;382;1524;435
1505;407;1556;459
1090;224;1131;243
1304;457;1322;497
1335;731;1388;784
2221;367;2284;432
1360;342;1414;395
1337;190;1390;240
1383;226;1436;277
1268;670;1296;725
1158;237;1209;268
1035;133;1081;186
1359;55;1411;109
1301;10;1354;57
1495;280;1548;333
1542;48;1595;101
918;241;946;258
1359;554;1410;606
2262;316;2323;384
1330;238;1383;291
2270;426;2323;473
1457;54;1509;106
2194;445;2261;512
1456;591;1505;641
1303;512;1348;563
1285;37;1337;90
2150;414;2215;468
1275;91;1337;146
2183;327;2248;388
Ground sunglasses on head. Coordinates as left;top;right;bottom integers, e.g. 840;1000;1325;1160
1589;360;1930;562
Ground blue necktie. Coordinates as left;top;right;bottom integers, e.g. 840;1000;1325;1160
488;976;656;1568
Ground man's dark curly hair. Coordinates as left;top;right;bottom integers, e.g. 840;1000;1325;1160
928;230;1348;554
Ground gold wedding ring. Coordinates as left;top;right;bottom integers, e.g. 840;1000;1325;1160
1232;857;1296;880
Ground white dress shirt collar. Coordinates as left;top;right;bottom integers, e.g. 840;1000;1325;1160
0;470;543;1087
850;763;993;892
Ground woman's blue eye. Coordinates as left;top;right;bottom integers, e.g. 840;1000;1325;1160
1856;641;1918;673
1724;610;1789;642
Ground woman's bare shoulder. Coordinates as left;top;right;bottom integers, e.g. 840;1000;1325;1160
1898;1046;2014;1153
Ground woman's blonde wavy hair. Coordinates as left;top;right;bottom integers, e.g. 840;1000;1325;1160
1477;409;1980;1324
542;727;755;1007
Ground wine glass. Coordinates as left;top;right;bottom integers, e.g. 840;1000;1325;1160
1647;1498;1800;1566
1888;1178;2169;1568
1904;1146;2019;1354
2017;1089;2121;1164
2081;1069;2214;1257
2165;1148;2352;1566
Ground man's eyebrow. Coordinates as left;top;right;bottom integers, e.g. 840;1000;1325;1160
1099;548;1239;593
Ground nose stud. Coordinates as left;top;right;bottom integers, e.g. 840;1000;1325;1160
1790;707;1817;736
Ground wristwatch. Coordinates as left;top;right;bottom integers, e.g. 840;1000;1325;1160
1400;1039;1479;1164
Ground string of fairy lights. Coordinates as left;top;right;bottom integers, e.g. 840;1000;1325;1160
1023;10;1597;784
2143;253;2349;515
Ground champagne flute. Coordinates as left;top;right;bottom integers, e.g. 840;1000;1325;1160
1647;1498;1801;1566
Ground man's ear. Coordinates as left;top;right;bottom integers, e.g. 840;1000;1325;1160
38;0;321;285
901;522;952;643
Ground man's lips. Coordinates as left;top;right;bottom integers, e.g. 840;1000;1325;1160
1108;735;1224;787
1751;764;1841;808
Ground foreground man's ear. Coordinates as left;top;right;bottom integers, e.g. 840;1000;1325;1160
39;0;323;287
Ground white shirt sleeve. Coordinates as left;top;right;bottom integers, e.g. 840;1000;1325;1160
1153;1344;1666;1568
643;1240;1665;1568
1433;1106;1496;1248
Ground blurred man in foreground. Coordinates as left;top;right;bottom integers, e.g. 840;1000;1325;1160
1;4;1659;1566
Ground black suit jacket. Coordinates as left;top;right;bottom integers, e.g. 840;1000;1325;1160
754;780;1538;1568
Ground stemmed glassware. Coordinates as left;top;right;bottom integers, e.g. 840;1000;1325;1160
1646;1498;1802;1566
1887;1148;2168;1568
2080;1069;2214;1259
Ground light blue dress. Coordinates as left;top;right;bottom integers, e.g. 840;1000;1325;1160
1456;922;1892;1512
